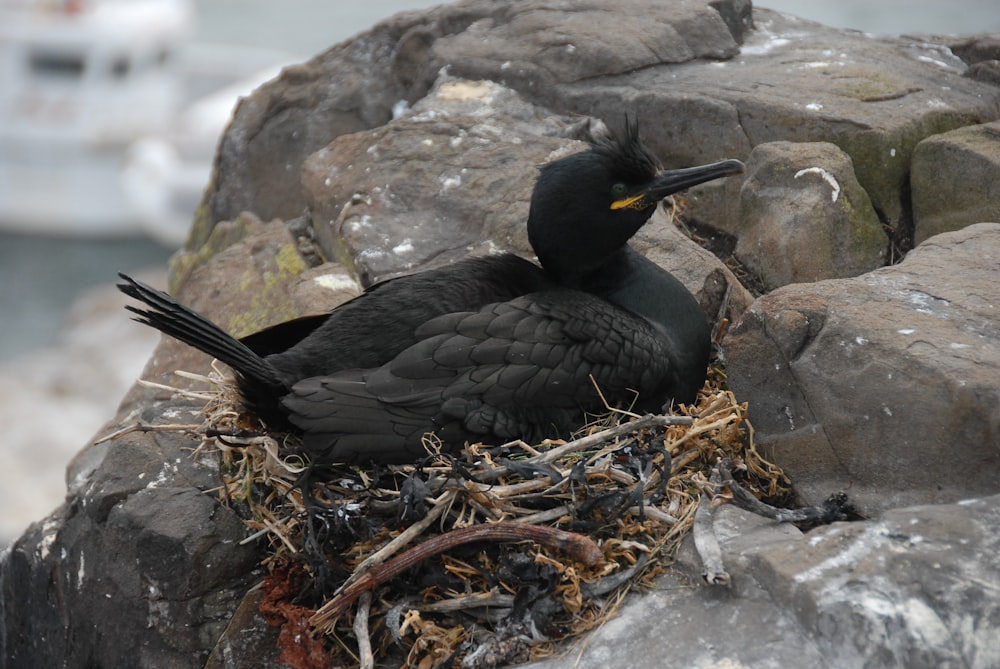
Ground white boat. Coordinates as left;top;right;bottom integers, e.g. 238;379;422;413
119;57;288;246
0;0;295;246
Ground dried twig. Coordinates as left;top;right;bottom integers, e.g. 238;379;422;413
476;413;693;483
417;589;514;614
588;373;642;421
93;421;201;445
311;522;603;631
353;592;374;669
713;459;851;524
343;490;455;586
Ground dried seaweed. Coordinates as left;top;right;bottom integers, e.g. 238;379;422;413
157;363;793;668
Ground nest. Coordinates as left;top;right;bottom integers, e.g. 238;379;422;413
149;362;789;669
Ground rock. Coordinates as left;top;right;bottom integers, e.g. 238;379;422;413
199;20;419;246
148;213;359;377
751;494;1000;669
944;35;1000;85
911;121;1000;244
736;141;886;290
965;59;1000;86
724;223;1000;514
948;34;1000;65
2;430;262;668
196;0;1000;284
429;0;746;90
430;5;998;244
201;0;753;240
204;585;283;669
524;494;1000;669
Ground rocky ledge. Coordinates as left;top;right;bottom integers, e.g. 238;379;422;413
3;1;999;668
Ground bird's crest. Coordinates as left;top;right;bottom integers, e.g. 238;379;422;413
590;114;661;183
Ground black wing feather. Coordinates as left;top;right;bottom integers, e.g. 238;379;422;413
281;290;676;463
116;273;290;423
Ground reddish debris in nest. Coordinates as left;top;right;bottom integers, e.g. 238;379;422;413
259;563;329;669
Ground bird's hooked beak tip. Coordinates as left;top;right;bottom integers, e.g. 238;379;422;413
717;158;747;176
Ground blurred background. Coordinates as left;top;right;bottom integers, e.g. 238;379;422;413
1;0;997;546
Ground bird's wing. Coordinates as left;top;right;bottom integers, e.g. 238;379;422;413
286;370;445;464
282;290;675;464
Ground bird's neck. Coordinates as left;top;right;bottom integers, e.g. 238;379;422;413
579;245;710;350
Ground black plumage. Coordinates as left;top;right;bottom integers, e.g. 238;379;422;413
118;120;743;464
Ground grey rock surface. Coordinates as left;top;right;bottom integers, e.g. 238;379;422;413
3;427;261;668
524;495;1000;669
725;222;1000;514
751;494;1000;669
201;0;751;241
202;0;1000;256
300;79;578;285
911;120;1000;244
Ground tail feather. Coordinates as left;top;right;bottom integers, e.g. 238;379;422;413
116;273;288;396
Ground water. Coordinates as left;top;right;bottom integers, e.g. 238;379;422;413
0;234;171;361
762;0;1000;35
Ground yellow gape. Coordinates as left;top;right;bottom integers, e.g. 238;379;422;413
610;193;649;210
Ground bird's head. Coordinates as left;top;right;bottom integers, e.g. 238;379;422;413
528;118;744;285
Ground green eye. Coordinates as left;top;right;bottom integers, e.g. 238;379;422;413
611;182;627;198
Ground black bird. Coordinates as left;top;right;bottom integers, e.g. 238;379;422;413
119;120;743;464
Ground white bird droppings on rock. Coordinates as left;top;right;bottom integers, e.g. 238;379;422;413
794;166;841;202
313;273;361;293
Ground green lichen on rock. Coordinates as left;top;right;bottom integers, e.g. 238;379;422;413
165;213;313;338
912;121;1000;243
169;214;262;293
836;72;908;102
830;110;976;232
227;243;307;338
839;179;887;269
184;163;222;252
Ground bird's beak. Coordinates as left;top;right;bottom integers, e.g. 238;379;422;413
610;158;745;211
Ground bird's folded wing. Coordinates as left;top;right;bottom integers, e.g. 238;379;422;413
281;291;673;463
